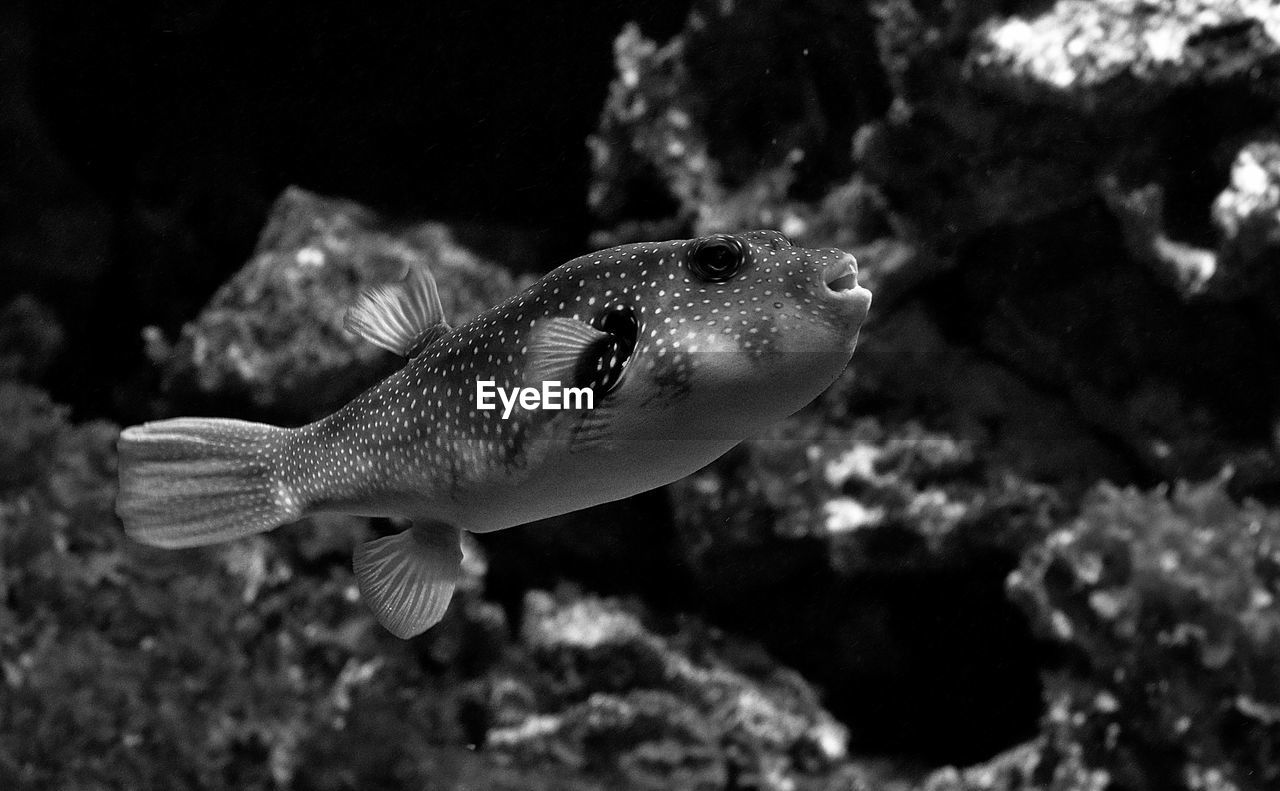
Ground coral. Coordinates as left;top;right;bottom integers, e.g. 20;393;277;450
591;0;1280;485
157;186;535;422
588;1;890;251
870;0;1280;481
480;590;850;791
1214;139;1280;261
863;0;1280;243
491;689;727;791
826;304;1135;486
1099;174;1220;296
672;415;1052;563
1007;478;1280;791
968;1;1280;103
589;23;722;238
920;736;1119;791
914;738;1099;791
665;402;1060;762
1211;138;1280;322
962;2;1280;304
0;382;70;492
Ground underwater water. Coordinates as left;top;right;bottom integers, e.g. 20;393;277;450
3;1;1280;789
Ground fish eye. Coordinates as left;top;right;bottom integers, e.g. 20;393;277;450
687;235;747;283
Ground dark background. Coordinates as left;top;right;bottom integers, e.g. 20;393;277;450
5;0;690;420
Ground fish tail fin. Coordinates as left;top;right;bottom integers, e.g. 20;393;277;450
354;521;463;638
116;417;302;548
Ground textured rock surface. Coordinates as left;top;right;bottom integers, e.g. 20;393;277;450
592;0;1280;488
1211;138;1280;302
968;0;1280;101
583;0;1280;785
858;0;1280;486
1007;478;1280;791
589;1;891;250
914;737;1109;791
915;476;1280;791
479;591;852;791
668;407;1057;763
867;0;1280;239
157;187;535;422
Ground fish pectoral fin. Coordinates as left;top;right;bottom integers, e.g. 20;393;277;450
344;263;450;357
353;521;462;639
524;317;610;388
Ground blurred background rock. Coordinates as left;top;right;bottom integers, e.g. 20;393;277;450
2;1;1279;790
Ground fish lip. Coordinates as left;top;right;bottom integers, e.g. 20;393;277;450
822;253;873;317
824;254;858;293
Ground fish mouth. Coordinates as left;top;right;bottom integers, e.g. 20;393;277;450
824;257;858;293
822;253;872;318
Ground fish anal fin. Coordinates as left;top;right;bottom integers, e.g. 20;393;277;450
524;317;609;389
345;264;449;356
353;521;462;638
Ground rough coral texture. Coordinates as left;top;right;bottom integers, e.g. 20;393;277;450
1211;139;1280;296
863;1;1280;478
1008;479;1280;791
916;738;1107;791
158;186;535;422
581;0;1280;787
668;415;1059;762
480;591;851;791
594;0;1280;483
589;1;891;256
963;1;1280;307
969;0;1280;100
672;416;1060;563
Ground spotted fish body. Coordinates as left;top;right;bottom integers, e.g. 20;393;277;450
118;230;872;637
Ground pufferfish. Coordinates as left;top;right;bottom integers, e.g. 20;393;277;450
117;231;872;638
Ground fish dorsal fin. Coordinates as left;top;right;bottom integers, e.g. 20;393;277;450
345;264;449;356
404;324;452;357
524;317;610;388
